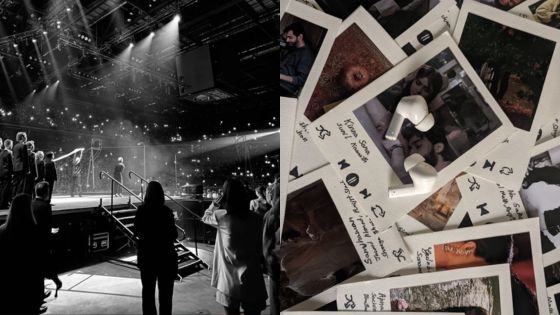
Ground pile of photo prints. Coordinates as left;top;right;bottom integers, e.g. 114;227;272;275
279;0;560;313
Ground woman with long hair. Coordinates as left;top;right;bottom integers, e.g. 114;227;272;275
134;181;178;315
202;177;267;315
0;194;45;314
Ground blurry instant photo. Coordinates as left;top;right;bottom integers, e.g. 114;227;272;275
313;0;456;43
454;0;560;188
309;33;513;232
402;218;547;315
290;7;406;181
336;264;513;314
280;1;340;99
280;173;363;311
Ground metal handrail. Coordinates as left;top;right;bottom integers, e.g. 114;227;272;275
99;170;188;242
127;170;201;248
128;170;201;220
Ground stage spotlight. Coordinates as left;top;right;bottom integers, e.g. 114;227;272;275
150;31;155;36
129;42;134;47
32;38;37;43
13;43;17;48
43;31;47;35
56;80;60;83
66;7;71;12
46;85;49;88
174;14;181;22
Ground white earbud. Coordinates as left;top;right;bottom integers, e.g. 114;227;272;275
385;95;434;141
389;153;438;198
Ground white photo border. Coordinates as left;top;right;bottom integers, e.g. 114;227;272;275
309;32;515;232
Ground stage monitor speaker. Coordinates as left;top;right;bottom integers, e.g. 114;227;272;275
176;45;214;96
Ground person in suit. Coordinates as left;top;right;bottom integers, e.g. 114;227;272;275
25;141;38;196
0;194;46;314
11;132;29;197
44;152;57;203
202;178;267;315
134;181;178;315
0;139;13;209
32;182;62;298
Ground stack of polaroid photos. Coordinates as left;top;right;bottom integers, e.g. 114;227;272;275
280;0;560;313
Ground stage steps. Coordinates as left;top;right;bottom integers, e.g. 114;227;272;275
98;202;207;279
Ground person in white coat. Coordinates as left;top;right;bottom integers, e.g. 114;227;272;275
202;178;267;315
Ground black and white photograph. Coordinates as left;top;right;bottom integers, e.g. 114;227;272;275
0;1;279;314
520;137;560;254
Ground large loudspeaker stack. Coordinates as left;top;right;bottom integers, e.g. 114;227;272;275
175;44;237;103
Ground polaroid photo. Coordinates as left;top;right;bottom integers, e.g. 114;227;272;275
283;165;412;287
395;1;460;54
336;264;513;314
455;0;533;11
455;173;528;225
312;0;456;43
281;97;299;233
289;7;406;181
509;0;560;30
280;0;340;100
520;137;560;253
548;283;560;315
453;0;560;188
401;218;547;314
280;164;413;311
309;32;514;233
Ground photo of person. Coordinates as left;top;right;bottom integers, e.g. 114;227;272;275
407;176;462;231
280;14;327;97
353;48;502;184
313;0;441;38
303;23;393;122
458;13;555;131
519;143;560;251
433;233;539;314
530;0;560;28
390;276;501;314
280;180;363;310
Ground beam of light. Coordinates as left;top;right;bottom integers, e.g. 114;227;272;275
53;147;84;162
0;57;18;103
150;15;180;61
43;32;62;81
175;129;280;159
13;45;32;88
21;89;36;106
117;44;133;64
32;40;50;84
46;80;59;101
73;0;94;42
